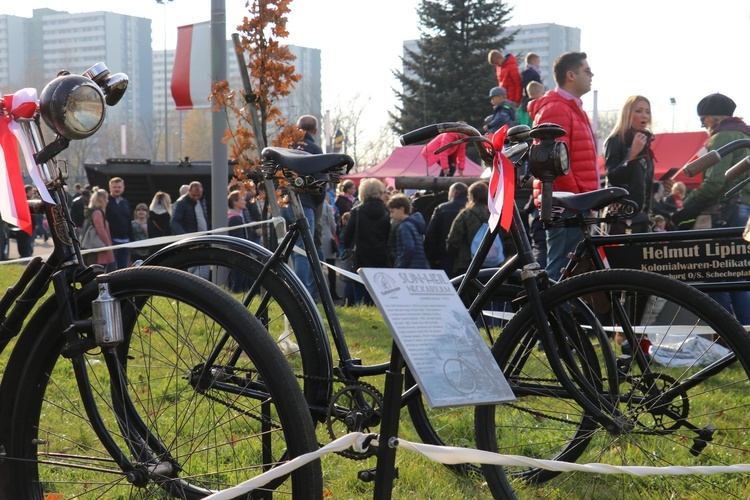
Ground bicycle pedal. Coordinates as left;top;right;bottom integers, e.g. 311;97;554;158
690;424;716;456
357;466;398;483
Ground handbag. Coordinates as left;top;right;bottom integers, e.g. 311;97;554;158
339;210;359;283
80;219;105;250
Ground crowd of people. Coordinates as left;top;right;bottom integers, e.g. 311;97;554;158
14;50;749;331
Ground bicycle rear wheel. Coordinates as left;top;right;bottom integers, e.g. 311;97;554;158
152;241;480;454
2;266;321;498
476;269;750;499
146;240;334;409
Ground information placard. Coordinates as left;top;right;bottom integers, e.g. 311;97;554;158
359;268;515;409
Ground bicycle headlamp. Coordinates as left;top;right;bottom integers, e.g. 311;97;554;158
39;73;105;140
528;123;570;179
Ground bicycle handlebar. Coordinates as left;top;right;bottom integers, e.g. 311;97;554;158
683;138;750;178
725;155;750;181
683;151;720;177
399;122;495;165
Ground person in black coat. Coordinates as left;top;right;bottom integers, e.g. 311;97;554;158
604;95;664;234
424;182;468;277
340;178;390;305
70;189;91;237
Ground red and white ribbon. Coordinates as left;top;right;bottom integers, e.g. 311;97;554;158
0;89;54;234
487;125;515;232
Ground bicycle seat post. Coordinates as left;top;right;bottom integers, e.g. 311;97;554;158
286;184;354;363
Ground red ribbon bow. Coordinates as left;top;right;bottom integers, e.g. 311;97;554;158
487;125;515;231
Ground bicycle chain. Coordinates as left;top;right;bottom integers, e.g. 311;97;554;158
191;365;280;430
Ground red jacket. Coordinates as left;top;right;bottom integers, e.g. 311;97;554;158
528;89;599;194
422;132;467;172
495;54;522;104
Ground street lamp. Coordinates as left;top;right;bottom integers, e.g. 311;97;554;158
156;0;173;160
670;97;676;133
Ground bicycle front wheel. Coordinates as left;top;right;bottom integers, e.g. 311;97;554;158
476;269;750;499
3;266;321;499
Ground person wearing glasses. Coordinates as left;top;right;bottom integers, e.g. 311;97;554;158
527;51;598;282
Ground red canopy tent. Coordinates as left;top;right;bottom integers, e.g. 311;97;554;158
344;145;485;181
650;131;708;189
598;131;708;189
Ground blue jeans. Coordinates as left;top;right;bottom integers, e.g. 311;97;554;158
292;207;320;301
352;281;373;306
112;238;130;270
710;291;750;325
545;209;583;282
738;202;750;225
710;203;750;325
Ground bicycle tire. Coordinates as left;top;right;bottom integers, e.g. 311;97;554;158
476;269;750;499
2;266;321;498
145;239;334;409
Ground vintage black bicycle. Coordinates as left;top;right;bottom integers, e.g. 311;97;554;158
0;63;320;498
141;118;750;498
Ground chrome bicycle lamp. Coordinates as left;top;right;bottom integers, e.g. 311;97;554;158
39;73;106;140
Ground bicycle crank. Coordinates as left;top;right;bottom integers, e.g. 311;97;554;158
326;381;383;459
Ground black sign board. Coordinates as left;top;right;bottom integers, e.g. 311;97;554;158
602;234;750;284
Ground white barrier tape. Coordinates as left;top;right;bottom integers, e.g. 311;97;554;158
393;438;750;476
205;431;750;497
4;215;364;285
203;432;376;499
0;217;286;265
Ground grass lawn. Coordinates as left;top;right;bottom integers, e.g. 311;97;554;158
1;261;749;499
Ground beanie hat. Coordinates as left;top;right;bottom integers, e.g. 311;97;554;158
697;93;736;117
489;86;506;97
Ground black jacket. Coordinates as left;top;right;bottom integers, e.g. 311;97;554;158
70;196;87;228
106;196;133;240
170;194;210;234
604;131;655;213
424;195;468;263
341;198;390;268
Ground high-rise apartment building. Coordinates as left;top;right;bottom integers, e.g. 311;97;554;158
152;42;321;126
504;23;581;91
0;8;153;153
151;41;320;160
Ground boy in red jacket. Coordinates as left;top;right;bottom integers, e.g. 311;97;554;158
488;50;522;106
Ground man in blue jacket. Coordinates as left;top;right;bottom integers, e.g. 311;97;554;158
106;177;132;270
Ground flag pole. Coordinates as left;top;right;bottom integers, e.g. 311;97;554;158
210;0;228;233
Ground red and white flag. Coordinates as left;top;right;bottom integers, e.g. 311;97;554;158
487;125;515;232
171;21;212;110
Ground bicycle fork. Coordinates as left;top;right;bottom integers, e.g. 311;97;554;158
508;206;632;435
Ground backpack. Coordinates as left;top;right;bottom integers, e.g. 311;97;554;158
470;222;504;267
